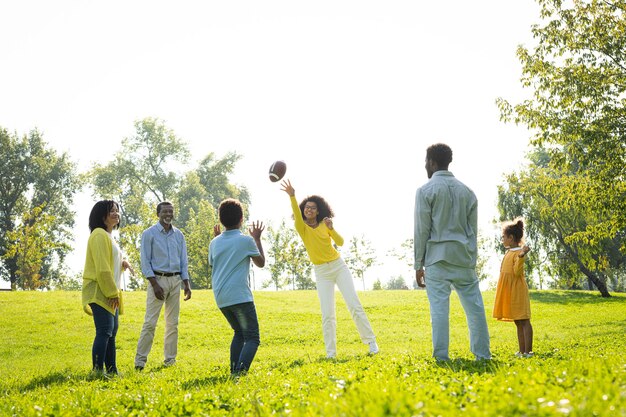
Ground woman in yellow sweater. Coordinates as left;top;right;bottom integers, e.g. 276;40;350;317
82;200;133;375
280;179;378;358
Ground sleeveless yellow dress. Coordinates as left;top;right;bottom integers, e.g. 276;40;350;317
493;248;531;321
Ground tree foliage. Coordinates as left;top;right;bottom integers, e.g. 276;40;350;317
186;201;218;289
385;276;409;290
497;0;626;296
497;149;623;296
89;118;247;289
264;221;313;290
498;2;626;246
0;128;80;290
344;235;377;291
3;205;64;290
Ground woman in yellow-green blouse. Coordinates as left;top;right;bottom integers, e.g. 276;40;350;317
82;200;133;375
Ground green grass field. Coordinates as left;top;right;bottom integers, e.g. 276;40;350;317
1;289;625;416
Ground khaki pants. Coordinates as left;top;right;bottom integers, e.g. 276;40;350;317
135;275;182;367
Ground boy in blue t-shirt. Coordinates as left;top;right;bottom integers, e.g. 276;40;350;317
209;198;265;376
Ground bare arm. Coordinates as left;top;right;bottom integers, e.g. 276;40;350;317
249;221;266;268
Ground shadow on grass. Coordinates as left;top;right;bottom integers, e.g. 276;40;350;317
434;358;501;375
182;375;233;388
531;290;626;305
19;369;115;392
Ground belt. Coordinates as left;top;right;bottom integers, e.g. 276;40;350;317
154;271;180;277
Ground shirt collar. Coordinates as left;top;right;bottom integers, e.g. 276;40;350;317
156;222;174;234
432;170;454;178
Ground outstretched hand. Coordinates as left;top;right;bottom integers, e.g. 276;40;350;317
280;179;295;197
249;221;265;239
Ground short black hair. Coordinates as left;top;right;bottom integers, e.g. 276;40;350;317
89;200;119;232
426;143;453;169
299;195;334;222
157;201;174;215
219;198;243;228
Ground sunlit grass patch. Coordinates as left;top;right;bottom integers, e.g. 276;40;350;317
0;290;624;416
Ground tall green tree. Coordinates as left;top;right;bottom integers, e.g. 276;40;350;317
197;152;250;209
186;201;218;289
497;0;626;256
3;205;64;290
264;221;313;290
89;117;190;225
344;235;377;291
89;118;248;288
497;149;623;296
0;128;80;290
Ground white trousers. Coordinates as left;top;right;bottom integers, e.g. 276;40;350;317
135;275;182;367
314;258;376;357
425;262;491;361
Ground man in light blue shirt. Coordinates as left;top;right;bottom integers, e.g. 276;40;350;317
135;201;192;370
414;143;491;361
209;198;265;376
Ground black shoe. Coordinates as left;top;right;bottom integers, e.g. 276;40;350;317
134;365;144;371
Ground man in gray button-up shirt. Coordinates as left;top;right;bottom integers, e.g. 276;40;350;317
414;143;491;361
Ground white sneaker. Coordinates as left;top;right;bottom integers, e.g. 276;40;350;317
368;341;379;355
523;352;535;358
515;352;524;358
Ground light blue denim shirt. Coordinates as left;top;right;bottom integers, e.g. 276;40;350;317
414;170;478;270
140;222;190;281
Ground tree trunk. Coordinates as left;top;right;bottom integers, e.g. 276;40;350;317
6;255;18;291
578;265;611;297
556;232;611;297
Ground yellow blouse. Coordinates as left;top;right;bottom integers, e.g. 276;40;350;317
81;228;123;316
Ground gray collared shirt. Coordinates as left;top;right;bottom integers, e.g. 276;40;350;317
414;170;478;270
140;222;190;281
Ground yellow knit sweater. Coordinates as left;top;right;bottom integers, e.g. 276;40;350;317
290;195;344;265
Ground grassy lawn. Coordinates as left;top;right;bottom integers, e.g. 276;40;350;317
0;289;624;416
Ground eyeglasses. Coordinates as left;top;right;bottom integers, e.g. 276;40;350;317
304;205;318;211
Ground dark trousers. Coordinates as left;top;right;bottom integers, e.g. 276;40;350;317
220;302;260;373
90;303;119;374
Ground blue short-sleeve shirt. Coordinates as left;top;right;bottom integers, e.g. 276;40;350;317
209;229;260;308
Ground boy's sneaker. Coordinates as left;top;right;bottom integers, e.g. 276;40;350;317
515;352;524;358
368;341;379;355
523;352;535;358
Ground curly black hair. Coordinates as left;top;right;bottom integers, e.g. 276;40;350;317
299;195;334;222
503;218;525;244
426;143;453;169
219;198;243;228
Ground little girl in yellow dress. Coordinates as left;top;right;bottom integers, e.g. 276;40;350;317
493;218;534;357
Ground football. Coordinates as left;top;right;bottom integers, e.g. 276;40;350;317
268;160;287;182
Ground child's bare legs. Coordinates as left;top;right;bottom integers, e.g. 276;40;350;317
514;319;533;353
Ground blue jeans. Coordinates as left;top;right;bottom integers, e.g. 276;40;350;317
220;302;260;373
90;303;119;373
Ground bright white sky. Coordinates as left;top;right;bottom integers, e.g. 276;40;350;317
0;1;540;290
